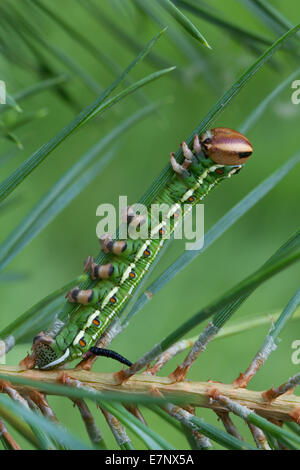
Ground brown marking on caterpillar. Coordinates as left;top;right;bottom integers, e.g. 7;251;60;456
66;287;94;305
120;205;136;224
84;256;114;280
100;235;127;255
99;234;113;253
128;214;146;231
94;263;114;280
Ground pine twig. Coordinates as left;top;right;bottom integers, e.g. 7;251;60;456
101;408;134;450
233;331;277;388
162;402;254;450
0;417;21;450
145;338;195;375
248;423;271;450
26;390;58;422
215;410;243;441
170;321;219;381
208;388;299;449
234;288;300;388
262;372;300;403
124;404;147;426
1;366;300;423
181;405;212;449
72;399;106;449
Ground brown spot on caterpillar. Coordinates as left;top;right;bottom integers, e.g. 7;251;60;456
96;263;114;279
100;235;127;255
66;288;94;305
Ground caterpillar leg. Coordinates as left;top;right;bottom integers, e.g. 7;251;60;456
170;135;202;177
83;255;94;272
193;134;202;156
170;152;190;177
99;233;143;259
181;136;202;163
181;141;194;166
89;347;132;367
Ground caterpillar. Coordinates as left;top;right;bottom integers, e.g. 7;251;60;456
32;128;253;369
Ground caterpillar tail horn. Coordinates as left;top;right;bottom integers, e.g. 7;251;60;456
89;347;132;367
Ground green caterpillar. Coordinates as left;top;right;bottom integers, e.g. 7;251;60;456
32;127;253;369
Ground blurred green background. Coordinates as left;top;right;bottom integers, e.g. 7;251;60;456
0;0;299;449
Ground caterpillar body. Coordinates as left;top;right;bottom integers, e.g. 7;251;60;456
32;128;253;369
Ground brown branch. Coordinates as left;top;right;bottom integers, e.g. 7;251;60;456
0;417;21;450
262;372;300;402
124;404;147;425
248;422;271;450
101;408;132;449
72;399;105;447
26;390;58;422
170;322;219;382
215;410;243;441
145;338;195;376
233;335;277;388
0;366;300;424
181;405;212;449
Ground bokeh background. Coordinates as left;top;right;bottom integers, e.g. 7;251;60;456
0;0;299;449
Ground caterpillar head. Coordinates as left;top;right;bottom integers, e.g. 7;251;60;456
200;128;253;166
